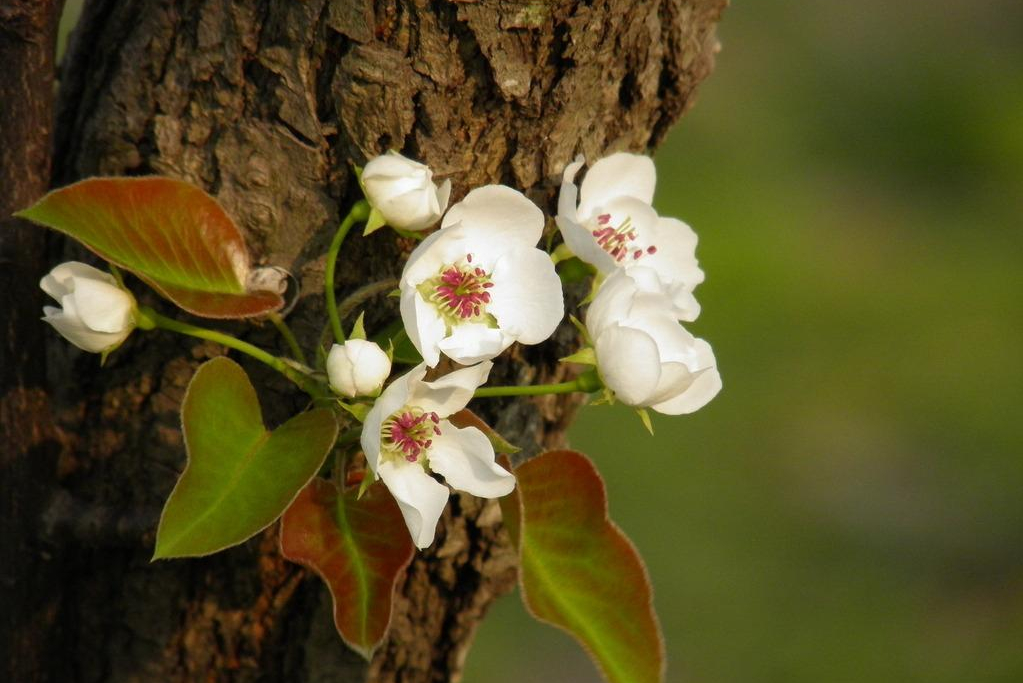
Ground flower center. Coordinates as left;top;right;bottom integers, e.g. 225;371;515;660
382;408;441;463
421;253;496;325
591;213;657;263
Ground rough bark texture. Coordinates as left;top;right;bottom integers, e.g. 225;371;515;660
0;1;66;681
3;0;724;680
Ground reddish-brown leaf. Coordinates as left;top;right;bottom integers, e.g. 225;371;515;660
500;450;665;683
16;176;284;318
280;478;414;659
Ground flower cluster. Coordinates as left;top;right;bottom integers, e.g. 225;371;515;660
35;150;720;550
560;153;722;416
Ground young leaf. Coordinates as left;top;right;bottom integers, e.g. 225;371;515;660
154;357;338;559
280;478;415;658
16;177;285;318
500;450;665;683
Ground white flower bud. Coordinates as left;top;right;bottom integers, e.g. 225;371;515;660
40;261;136;353
327;339;392;398
362;152;451;231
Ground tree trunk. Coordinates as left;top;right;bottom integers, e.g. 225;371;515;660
3;0;724;680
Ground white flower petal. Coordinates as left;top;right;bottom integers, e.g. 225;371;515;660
555;214;617;273
646;360;696;406
364;152;430;178
39;261;115;301
650;339;721;415
594;325;662;406
585;271;641;338
557;155;585;220
400;290;446;368
412;361;493;418
625;314;696;364
437;324;509;366
401;225;470;287
428;423;515;498
578;153;657;220
42;307;122;353
488;247;564;344
641;216;704;288
436;179;452;215
377;458;450;549
439;186;543;269
71;278;134;333
326;343;357;397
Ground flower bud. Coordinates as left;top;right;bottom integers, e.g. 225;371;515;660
327;339;392;398
362;152;451;231
40;261;137;353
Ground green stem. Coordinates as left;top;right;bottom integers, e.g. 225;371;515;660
268;312;307;365
319;277;401;353
474;370;603;398
337;278;399;322
139;306;324;397
326;200;371;344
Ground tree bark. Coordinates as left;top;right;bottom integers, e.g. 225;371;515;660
3;0;724;680
0;1;67;681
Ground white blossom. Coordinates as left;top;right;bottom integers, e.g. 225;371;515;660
362;152;451;231
586;267;721;415
326;339;391;398
557;152;704;300
399;185;564;367
361;361;515;548
40;261;136;353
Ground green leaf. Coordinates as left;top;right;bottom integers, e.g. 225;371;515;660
500;450;665;683
337;400;371;423
568;314;593;346
635;408;654;435
154;357;338;559
362;207;387;236
349;312;367;341
16;177;285;318
560;347;597;366
280;478;415;658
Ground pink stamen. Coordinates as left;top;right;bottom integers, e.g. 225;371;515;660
430;256;494;320
385;409;442;462
591;215;657;264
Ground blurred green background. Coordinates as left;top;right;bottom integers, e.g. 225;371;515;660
465;1;1023;681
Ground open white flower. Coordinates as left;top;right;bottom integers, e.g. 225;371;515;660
586;268;721;415
362;152;451;231
399;185;564;367
326;339;391;398
557;152;704;297
361;361;515;548
40;261;136;353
